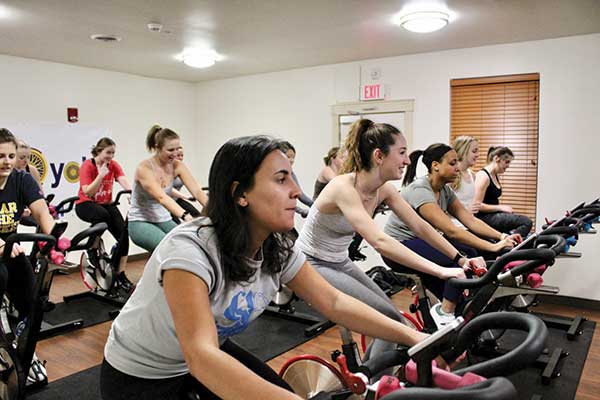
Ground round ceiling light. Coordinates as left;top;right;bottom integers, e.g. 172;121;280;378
182;49;218;68
395;11;449;33
90;34;122;42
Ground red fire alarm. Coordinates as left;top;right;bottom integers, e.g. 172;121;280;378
67;107;78;123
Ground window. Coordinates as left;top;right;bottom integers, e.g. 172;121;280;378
450;73;539;229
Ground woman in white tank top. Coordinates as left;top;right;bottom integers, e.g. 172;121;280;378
451;136;481;215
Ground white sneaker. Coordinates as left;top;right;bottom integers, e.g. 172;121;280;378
430;303;457;329
27;353;47;386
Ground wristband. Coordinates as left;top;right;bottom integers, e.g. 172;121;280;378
453;252;466;264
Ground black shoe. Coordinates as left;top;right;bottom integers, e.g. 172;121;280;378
117;272;135;293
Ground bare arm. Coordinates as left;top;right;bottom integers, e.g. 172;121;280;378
385;188;469;262
163;270;301;400
321;166;336;182
450;200;502;241
81;169;106;198
170;188;188;200
333;181;463;280
116;175;132;191
174;160;208;207
28;198;55;235
288;263;428;345
419;201;506;253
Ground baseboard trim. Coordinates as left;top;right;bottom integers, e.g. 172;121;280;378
537;294;600;311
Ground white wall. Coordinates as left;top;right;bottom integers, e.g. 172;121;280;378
195;33;600;299
0;54;198;255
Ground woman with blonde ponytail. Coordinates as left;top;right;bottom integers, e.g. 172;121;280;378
297;119;485;335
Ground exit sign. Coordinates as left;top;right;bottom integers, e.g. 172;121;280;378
361;84;385;101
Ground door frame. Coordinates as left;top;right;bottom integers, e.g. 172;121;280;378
331;99;415;147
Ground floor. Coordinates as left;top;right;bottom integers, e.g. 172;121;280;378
36;257;600;399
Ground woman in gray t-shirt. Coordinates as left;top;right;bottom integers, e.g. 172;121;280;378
101;136;434;400
384;144;520;324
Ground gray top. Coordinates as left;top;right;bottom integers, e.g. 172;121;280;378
128;160;175;223
384;176;457;242
104;217;305;379
297;206;355;263
172;176;184;191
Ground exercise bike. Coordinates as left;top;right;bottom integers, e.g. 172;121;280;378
0;224;67;399
62;189;132;309
280;311;547;399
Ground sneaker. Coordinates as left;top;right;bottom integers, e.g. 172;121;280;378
117;272;135;293
430;303;457;329
26;353;47;386
15;318;27;339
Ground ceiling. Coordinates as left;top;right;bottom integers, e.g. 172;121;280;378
0;0;599;83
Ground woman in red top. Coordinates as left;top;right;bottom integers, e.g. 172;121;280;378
75;137;132;287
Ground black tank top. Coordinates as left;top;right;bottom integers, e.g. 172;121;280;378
313;179;328;200
481;169;502;205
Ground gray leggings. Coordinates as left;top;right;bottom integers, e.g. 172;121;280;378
129;220;178;253
305;254;405;363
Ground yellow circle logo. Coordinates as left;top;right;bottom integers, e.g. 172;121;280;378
64;161;80;183
29;148;48;183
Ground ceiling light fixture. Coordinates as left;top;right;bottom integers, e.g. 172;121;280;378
90;34;122;42
394;10;449;33
182;49;218;68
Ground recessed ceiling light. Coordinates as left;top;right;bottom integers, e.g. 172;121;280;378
182;49;218;69
394;11;449;33
0;4;15;19
90;34;122;43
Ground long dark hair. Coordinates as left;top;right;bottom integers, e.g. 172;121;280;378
202;135;295;285
403;143;453;186
341;119;402;173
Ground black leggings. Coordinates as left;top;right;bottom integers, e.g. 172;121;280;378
76;202;129;263
100;339;293;400
476;211;533;238
76;202;126;241
0;253;35;318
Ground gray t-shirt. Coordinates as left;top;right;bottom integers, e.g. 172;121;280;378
384;176;457;242
104;217;305;379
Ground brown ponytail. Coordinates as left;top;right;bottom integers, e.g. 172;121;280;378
341;119;402;174
146;125;179;152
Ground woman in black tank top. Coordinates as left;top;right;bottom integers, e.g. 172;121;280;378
313;146;345;200
473;146;532;237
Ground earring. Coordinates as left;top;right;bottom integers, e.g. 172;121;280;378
238;198;248;207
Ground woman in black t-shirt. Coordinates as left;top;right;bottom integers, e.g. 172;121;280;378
0;128;56;323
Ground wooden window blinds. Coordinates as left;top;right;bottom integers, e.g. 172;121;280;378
450;73;539;230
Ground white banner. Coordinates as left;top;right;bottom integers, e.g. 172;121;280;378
6;123;108;202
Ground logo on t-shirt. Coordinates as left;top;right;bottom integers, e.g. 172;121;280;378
0;201;19;233
217;290;265;337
